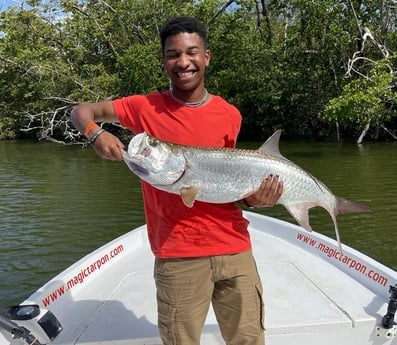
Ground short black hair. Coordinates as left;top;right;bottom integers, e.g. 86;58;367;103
160;16;208;54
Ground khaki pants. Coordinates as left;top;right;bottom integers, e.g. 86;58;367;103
154;250;265;345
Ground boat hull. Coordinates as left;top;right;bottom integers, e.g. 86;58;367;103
1;212;396;345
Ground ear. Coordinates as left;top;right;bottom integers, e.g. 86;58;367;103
205;49;211;67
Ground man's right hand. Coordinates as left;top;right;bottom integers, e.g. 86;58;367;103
91;130;125;161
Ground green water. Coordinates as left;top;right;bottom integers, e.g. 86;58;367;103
0;139;396;312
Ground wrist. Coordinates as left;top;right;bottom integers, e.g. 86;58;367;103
84;121;100;140
90;128;106;145
240;198;255;209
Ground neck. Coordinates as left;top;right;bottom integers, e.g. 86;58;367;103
169;86;209;107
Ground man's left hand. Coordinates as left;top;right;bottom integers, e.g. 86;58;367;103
244;175;283;207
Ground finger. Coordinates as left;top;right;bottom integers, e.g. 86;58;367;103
255;178;273;205
265;175;283;203
270;176;280;194
262;175;277;191
260;174;274;191
268;178;281;199
276;180;284;196
111;146;124;161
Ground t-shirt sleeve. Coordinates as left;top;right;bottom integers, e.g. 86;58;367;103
112;95;146;133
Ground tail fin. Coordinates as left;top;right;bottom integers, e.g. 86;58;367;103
336;197;371;215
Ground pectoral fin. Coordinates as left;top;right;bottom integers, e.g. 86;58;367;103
180;186;201;208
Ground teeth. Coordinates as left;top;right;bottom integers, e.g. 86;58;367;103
177;71;194;77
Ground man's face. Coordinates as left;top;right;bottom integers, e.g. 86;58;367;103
163;32;211;93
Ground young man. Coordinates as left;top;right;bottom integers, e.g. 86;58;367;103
71;16;283;345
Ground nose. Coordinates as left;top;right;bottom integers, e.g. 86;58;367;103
176;53;190;68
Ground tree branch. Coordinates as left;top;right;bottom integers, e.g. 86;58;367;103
208;0;236;26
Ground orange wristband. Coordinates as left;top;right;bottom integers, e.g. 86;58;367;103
84;122;97;138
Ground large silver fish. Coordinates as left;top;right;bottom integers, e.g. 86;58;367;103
121;130;370;249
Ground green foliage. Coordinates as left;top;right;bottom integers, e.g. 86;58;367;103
0;0;396;141
117;42;166;95
323;57;397;128
0;116;16;139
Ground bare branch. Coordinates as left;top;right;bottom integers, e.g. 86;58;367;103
357;123;370;144
259;0;272;44
208;0;236;26
346;28;392;78
381;125;397;139
20;99;82;144
348;0;362;37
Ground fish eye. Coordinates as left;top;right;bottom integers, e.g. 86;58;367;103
148;137;159;147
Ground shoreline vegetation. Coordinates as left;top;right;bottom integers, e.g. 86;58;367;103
0;1;396;143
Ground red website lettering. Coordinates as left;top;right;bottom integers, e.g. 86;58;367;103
296;232;388;287
41;244;124;307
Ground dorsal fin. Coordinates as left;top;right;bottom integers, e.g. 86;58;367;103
258;130;282;156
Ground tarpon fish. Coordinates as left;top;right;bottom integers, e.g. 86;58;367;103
121;130;370;250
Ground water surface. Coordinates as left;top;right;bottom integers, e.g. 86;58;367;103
0;139;396;313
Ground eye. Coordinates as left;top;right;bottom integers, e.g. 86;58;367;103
165;52;178;59
148;137;159;147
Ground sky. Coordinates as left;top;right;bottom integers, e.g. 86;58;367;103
0;0;45;11
1;0;17;6
1;1;22;10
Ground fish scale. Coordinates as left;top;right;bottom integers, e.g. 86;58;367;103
180;147;329;207
179;149;267;201
122;130;370;251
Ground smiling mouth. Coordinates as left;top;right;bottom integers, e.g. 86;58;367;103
175;71;196;78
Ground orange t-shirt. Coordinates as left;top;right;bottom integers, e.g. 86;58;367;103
113;91;251;258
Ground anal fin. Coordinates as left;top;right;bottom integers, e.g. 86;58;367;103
285;203;317;232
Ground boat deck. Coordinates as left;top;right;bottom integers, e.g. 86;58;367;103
3;212;396;345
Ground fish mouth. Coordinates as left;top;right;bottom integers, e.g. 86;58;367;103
121;149;149;177
126;161;149;176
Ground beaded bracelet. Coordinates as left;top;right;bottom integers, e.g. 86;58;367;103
90;128;106;145
84;121;97;138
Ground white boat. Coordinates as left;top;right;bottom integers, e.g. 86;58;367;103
1;211;396;345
